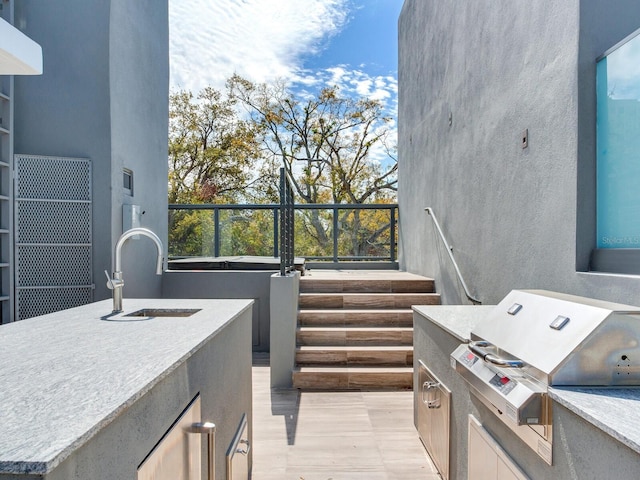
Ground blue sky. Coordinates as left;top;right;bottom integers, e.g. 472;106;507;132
169;0;402;105
303;0;401;77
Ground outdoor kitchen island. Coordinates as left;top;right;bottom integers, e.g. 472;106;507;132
0;298;253;480
414;300;640;480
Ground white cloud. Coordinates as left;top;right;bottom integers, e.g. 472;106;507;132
294;66;397;115
169;0;350;93
290;66;398;166
169;0;398;167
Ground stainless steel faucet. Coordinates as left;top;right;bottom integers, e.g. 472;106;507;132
105;227;165;313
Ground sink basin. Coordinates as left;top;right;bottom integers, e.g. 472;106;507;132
125;308;201;318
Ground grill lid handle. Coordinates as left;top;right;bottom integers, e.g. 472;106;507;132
469;341;525;368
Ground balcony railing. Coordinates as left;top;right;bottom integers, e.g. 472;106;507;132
168;201;398;266
279;167;295;275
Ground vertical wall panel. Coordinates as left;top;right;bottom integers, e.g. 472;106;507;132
15;155;93;320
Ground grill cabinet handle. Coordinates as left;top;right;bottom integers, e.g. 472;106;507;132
422;381;441;408
469;341;524;368
237;438;251;455
187;422;216;480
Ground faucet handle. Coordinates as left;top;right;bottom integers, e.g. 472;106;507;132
104;270;115;290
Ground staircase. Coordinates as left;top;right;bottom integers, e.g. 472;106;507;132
292;270;440;390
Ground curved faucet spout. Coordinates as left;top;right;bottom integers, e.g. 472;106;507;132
108;227;165;313
115;227;164;274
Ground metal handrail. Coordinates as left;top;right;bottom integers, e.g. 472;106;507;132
425;207;481;305
279;167;295;276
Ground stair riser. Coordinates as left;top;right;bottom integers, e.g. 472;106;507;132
294;272;437;391
300;279;435;294
292;371;413;390
298;311;413;327
296;350;413;367
297;330;413;346
299;294;440;309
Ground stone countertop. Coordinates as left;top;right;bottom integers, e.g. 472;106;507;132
549;387;640;455
412;305;640;456
412;305;494;342
0;298;253;475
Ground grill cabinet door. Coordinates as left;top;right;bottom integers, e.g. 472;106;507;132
417;360;451;480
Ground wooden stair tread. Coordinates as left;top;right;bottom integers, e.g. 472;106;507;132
299;292;440;309
296;326;413;346
298;308;413;315
294;365;413;373
300;271;433;280
297;309;414;327
299;292;437;297
297;345;412;351
292;366;413;390
297;327;413;332
299;277;435;293
296;346;413;367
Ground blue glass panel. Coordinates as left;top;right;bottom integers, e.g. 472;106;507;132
597;33;640;248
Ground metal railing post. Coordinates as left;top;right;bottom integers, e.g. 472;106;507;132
280;169;285;276
390;207;396;262
333;206;339;264
279;168;295;276
273;207;279;258
214;207;220;257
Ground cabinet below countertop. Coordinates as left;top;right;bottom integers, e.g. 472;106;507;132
0;298;253;479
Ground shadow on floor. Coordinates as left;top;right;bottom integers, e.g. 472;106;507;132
253;353;301;445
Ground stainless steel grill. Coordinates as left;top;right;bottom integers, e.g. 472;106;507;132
451;289;640;465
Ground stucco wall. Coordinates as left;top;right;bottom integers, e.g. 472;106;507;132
13;0;169;302
109;1;169;299
399;0;640;306
162;270;273;351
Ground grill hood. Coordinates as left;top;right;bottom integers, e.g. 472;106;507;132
470;290;640;386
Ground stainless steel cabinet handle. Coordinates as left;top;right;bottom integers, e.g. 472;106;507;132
187;422;216;480
469;341;524;368
237;438;251;455
422;381;441;408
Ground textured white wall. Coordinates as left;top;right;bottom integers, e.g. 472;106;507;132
14;0;169;301
399;0;640;306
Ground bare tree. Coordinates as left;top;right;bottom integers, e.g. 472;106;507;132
228;75;397;257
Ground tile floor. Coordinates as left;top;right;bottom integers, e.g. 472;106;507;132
251;356;441;479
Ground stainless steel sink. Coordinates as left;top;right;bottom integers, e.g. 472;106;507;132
125;308;201;318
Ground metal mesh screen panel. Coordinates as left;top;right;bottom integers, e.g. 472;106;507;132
17;287;93;320
15;155;93;320
16;155;91;200
16;245;92;287
17;201;91;244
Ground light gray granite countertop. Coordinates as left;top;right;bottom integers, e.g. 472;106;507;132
0;298;253;475
549;387;640;455
412;305;494;342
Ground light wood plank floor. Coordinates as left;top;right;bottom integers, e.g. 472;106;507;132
251;356;441;479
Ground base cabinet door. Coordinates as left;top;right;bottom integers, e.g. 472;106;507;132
468;415;528;480
417;360;451;479
138;396;203;480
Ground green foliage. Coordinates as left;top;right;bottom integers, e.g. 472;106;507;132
168;87;263;204
169;76;398;259
168;209;215;257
